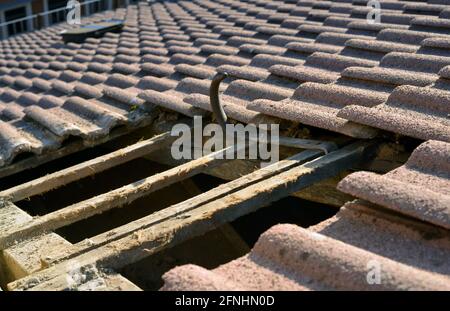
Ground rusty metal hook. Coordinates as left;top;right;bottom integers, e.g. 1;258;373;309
210;72;229;129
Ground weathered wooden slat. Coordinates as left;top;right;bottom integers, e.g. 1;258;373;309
45;149;322;264
8;141;374;291
0;146;238;251
0;132;174;203
23;268;142;291
179;179;250;254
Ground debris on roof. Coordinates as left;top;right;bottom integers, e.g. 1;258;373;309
1;0;450;292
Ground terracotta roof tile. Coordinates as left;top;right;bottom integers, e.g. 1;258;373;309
344;38;418;56
138;89;205;117
38;95;64;108
140;62;175;77
338;140;450;229
16;92;40;107
267;34;312;46
380;52;450;74
105;74;138;88
184;93;263;124
31;77;52;92
377;29;449;45
103;86;145;107
87;62;112;73
80;72;108;85
0;121;47;166
175;63;216;79
286;42;342;55
341;66;436;87
51;80;74;95
73;82;103;99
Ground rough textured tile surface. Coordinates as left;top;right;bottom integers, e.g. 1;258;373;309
162;219;450;290
338;140;450;229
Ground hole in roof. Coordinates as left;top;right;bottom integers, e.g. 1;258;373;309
119;190;338;291
119;224;249;291
16;158;173;218
14;158;228;244
53;173;224;244
11;144;339;290
230;197;338;247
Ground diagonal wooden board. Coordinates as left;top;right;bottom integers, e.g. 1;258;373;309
0;144;239;250
0;131;175;203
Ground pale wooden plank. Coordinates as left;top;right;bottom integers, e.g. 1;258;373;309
0;198;137;291
0;132;174;203
3;234;71;280
146;149;352;207
0;202;70;285
26;268;142;291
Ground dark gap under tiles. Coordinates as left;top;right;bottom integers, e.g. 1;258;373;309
395;135;424;154
119;224;249;291
230;196;339;248
119;189;338;291
0;144;106;191
191;174;338;247
54;178;201;243
5;151;35;165
12;150;339;290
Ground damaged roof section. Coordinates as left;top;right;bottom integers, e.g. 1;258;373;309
161;140;450;291
1;0;450;169
161;216;450;291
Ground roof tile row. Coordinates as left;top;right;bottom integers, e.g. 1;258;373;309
1;0;450;166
